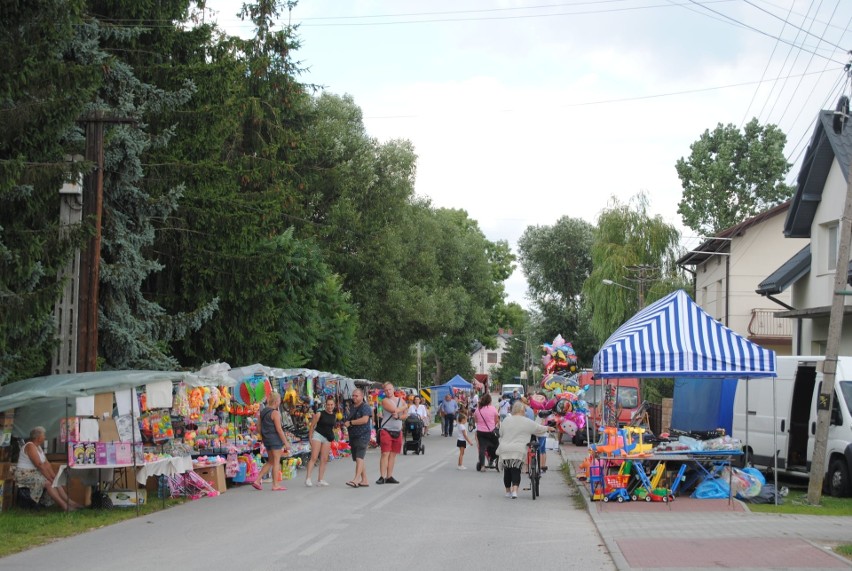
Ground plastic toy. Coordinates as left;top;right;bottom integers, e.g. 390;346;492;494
603;488;631;503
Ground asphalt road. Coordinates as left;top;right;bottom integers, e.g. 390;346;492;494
0;431;614;570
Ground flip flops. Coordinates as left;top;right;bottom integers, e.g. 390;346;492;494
271;486;287;491
252;480;263;491
346;481;358;488
358;483;370;487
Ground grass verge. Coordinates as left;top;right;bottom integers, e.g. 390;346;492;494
0;498;185;558
836;544;852;560
747;489;852;516
560;461;587;510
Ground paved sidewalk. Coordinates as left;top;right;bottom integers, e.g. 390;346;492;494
559;444;852;570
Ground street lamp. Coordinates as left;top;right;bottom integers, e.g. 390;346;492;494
602;279;634;291
602;279;644;308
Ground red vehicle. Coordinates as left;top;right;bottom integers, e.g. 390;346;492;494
574;371;641;445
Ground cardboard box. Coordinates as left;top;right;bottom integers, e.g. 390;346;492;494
49;463;92;507
106;489;146;507
194;463;226;493
98;417;119;442
113;467;160;494
94;393;113;417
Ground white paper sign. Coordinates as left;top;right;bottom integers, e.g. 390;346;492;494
79;418;99;441
145;381;173;409
115;390;140;417
75;396;95;417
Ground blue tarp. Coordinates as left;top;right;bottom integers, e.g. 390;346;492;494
671;377;738;434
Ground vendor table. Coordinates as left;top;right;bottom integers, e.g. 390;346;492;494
52;456;194;489
595;450;742;507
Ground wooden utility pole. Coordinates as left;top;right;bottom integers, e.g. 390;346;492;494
807;154;852;504
75;112;134;373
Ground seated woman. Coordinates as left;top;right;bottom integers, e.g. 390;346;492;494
15;427;82;511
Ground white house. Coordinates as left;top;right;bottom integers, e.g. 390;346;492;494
470;329;513;380
757;109;852;355
678;201;807;356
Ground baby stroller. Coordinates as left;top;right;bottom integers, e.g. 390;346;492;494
403;415;426;455
476;430;500;472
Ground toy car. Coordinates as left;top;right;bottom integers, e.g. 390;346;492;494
603;488;631;503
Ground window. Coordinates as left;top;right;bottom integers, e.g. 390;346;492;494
827;223;838;271
487;352;499;364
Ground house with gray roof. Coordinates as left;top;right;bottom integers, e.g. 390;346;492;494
756;109;852;355
678;201;806;355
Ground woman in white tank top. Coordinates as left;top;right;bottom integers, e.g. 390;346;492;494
15;427;82;510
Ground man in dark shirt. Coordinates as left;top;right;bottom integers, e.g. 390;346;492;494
344;388;372;487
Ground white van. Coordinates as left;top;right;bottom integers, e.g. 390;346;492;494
501;384;525;399
732;356;852;496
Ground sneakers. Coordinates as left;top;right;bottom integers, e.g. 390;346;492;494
385;477;400;484
376;477;385;485
305;479;313;487
457;465;467;470
318;480;330;487
511;492;518;499
505;492;512;498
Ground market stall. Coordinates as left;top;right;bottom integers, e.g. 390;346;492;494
587;289;777;504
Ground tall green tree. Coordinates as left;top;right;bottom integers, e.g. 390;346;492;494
583;193;689;343
144;2;357;371
676;118;793;236
77;4;220;370
517;216;596;364
0;0;101;383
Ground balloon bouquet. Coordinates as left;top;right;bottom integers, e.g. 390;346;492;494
533;335;590;443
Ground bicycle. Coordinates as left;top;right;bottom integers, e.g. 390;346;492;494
526;435;541;500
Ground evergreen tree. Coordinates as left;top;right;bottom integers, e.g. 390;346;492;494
0;1;100;382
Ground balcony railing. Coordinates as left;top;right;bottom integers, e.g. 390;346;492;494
748;308;792;339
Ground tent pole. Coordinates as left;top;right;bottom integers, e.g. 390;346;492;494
773;376;778;506
744;379;749;466
131;388;139;517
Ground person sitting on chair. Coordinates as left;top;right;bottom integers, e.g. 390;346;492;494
14;427;82;511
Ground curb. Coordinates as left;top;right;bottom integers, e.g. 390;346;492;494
558;443;630;571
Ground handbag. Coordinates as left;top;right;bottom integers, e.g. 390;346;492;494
379;398;402;438
476;407;499;439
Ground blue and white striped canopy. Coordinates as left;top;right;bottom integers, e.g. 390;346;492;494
593;290;776;379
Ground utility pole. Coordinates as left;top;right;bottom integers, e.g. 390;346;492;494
52;156;84;374
416;341;422;393
807;153;852;504
75;112;134;372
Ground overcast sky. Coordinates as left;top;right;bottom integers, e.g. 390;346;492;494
203;0;852;308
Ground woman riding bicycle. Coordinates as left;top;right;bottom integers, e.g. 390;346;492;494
495;401;551;499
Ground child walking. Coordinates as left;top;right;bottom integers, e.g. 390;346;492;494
455;413;475;470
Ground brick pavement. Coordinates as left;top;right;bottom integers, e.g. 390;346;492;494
559;444;852;570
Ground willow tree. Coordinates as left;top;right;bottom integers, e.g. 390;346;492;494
583;193;688;343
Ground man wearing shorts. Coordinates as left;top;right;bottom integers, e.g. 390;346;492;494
377;381;407;485
344;388;372;487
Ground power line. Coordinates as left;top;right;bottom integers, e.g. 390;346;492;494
782;11;852;148
743;0;848;53
776;0;840;126
685;0;845;65
363;67;840;120
760;0;819;125
739;0;795;127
